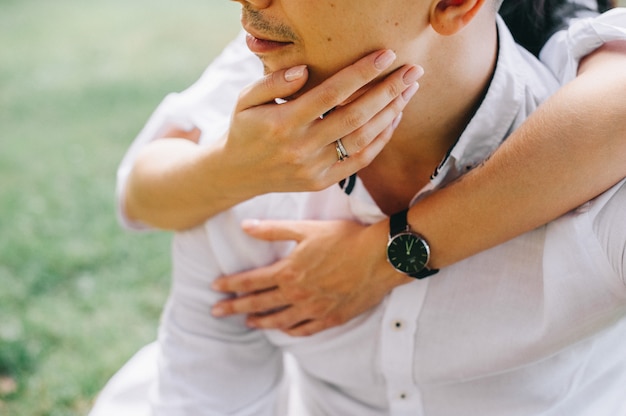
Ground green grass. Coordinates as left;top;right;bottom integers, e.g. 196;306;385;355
0;1;240;414
2;1;624;414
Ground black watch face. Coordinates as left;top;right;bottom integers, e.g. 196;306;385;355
387;233;429;275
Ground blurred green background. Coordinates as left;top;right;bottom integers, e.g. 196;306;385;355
1;1;625;415
0;1;239;414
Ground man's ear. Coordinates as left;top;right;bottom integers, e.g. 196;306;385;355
430;0;486;36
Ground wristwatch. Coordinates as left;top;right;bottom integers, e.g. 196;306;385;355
386;208;438;279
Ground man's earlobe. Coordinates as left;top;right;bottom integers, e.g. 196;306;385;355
430;0;486;35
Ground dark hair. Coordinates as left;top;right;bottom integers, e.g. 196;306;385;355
500;0;616;56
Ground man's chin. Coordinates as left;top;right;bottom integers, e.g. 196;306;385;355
260;60;328;103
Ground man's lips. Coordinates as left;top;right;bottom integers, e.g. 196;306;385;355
244;32;293;54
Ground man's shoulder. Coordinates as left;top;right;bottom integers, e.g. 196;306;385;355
496;16;560;101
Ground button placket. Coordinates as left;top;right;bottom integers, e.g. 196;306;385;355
380;282;429;415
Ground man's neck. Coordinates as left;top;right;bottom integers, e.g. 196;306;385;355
359;20;498;215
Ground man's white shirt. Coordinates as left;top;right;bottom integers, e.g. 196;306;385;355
100;10;626;416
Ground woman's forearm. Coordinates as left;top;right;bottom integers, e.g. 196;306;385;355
124;135;255;230
123;51;420;230
410;41;626;268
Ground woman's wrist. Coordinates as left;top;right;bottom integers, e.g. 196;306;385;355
366;219;414;292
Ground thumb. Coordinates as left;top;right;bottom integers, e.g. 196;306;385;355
236;65;309;111
241;219;306;242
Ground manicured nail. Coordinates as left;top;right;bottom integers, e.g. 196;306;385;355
241;219;261;230
284;65;307;81
375;50;396;70
212;305;226;317
403;65;424;85
392;113;403;130
402;82;419;101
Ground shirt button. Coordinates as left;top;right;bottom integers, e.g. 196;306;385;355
392;320;405;331
399;392;408;400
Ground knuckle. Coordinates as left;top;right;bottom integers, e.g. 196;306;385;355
352;143;380;166
276;144;308;175
325;314;344;328
276;263;302;285
265;118;290;141
343;108;368;131
247;316;264;329
275;135;307;164
384;79;404;99
307;302;326;317
289;146;309;166
287;286;309;303
351;128;371;150
235;277;256;293
318;85;343;108
275;315;295;329
352;59;377;81
261;72;279;91
391;93;409;111
245;297;263;312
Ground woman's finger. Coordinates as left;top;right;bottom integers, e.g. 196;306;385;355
291;49;397;123
235;65;309;112
212;262;280;294
246;306;309;331
317;64;423;153
212;287;288;317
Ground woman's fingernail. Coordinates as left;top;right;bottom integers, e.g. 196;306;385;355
285;65;307;81
241;219;261;230
375;50;396;70
403;65;424;85
402;82;419;101
392;113;403;130
212;305;225;317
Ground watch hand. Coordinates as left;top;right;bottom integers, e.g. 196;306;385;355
406;239;415;255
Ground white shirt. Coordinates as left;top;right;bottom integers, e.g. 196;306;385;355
91;10;626;416
148;17;626;416
115;9;626;231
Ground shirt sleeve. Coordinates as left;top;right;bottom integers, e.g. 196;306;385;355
589;179;626;293
539;8;626;84
115;31;263;230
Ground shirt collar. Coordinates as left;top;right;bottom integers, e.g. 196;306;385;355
411;16;559;203
342;17;559;216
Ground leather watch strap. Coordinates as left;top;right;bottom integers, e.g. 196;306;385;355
389;208;410;236
410;267;439;279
